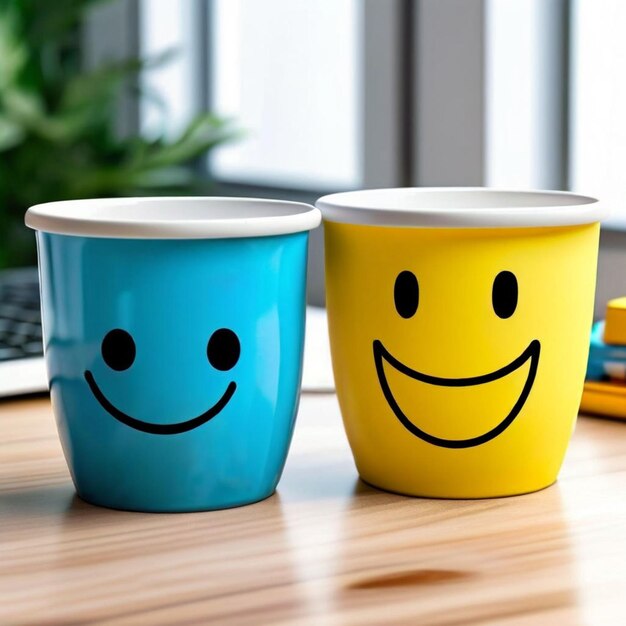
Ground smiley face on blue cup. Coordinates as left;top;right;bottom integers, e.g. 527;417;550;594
85;326;239;435
26;197;321;512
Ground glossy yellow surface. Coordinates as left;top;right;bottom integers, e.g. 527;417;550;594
325;222;600;497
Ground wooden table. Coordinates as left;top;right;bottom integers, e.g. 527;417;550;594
2;394;626;625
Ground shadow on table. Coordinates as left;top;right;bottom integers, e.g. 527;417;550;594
329;482;582;623
1;483;75;519
64;492;318;623
3;484;317;624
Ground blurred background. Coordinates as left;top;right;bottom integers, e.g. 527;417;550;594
1;0;625;314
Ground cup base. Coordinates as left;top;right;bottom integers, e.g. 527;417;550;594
73;488;277;513
358;475;557;500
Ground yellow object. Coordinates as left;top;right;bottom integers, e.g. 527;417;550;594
580;380;626;420
324;220;600;498
603;297;626;345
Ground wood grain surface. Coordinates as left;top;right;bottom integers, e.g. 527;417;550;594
2;395;626;625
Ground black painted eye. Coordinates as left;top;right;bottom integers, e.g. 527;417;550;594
101;329;136;371
207;328;240;371
492;271;518;319
394;270;419;318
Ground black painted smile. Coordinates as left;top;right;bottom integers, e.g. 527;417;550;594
373;339;541;448
84;370;236;435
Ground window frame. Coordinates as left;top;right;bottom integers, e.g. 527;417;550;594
85;0;574;193
86;0;413;195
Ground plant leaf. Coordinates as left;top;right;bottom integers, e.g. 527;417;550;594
0;3;29;90
135;114;241;169
0;115;25;151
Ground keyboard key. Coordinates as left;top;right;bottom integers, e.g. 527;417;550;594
0;268;43;363
22;341;43;355
0;346;25;360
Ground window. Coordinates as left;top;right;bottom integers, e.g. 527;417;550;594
210;0;360;190
139;0;199;138
570;0;626;224
485;0;566;190
139;0;363;192
114;0;624;206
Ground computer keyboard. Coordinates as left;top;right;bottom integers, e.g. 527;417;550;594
0;268;43;361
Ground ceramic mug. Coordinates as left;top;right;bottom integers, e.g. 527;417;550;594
318;188;604;498
26;197;320;511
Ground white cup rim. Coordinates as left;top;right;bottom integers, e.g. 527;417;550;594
25;196;321;239
316;187;607;228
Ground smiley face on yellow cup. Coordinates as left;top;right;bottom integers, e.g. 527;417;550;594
317;189;604;498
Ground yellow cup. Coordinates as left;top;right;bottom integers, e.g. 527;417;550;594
318;188;604;498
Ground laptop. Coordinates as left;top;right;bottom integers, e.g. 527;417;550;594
0;267;333;398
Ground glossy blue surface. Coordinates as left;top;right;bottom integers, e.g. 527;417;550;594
37;232;309;511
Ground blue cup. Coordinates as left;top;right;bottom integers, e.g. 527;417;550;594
25;197;320;511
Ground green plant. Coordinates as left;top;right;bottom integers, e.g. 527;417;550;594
0;0;238;267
